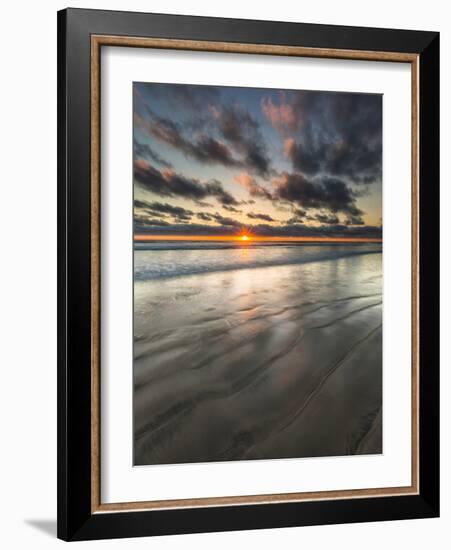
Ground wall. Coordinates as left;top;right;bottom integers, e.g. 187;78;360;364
0;0;448;547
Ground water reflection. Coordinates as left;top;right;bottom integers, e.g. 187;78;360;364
134;246;383;465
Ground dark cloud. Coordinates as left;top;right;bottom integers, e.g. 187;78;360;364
136;82;220;111
273;173;364;219
134;83;221;134
134;216;170;233
134;159;240;206
247;212;275;222
134;199;194;221
194;211;243;227
134;159;203;200
137;207;244;228
135;110;240;169
248;223;381;239
293;208;307;218
234;173;273;200
135;220;382;239
315;213;340;225
346;215;365;226
134;199;151;210
163;84;220;111
192;136;240;167
136;102;272;177
212;104;272;177
190;211;245;227
205;179;240;206
285;207;307;224
196;212;214;222
264;224;380;239
209;213;241;227
263;91;382;185
223;205;242;213
133;139;172;168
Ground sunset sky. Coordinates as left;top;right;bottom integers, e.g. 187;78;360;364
133;82;382;241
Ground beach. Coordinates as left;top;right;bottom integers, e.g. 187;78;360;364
133;242;382;465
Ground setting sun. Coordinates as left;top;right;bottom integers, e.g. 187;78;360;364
240;235;250;241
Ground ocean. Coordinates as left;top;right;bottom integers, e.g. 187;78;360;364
134;241;382;280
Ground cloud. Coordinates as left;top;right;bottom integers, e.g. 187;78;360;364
134;199;151;210
315;213;340;225
248;223;381;239
196;212;243;228
136;82;220;112
284;136;325;175
261;93;298;135
196;212;213;222
133;139;172;168
194;211;243;227
205;179;241;205
223;204;242;213
211;104;272;177
293;208;307;218
273;173;364;219
234;172;273;200
247;212;275;222
134;159;240;206
134;199;194;221
268;91;382;185
135;110;240;169
134;215;171;233
136;103;273;177
135;220;382;239
136;86;272;177
285;207;307;224
209;213;241;227
283;137;296;160
191;136;240;167
162;84;220;111
346;215;365;226
134;159;202;199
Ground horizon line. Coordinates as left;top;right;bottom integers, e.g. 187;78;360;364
134;234;382;243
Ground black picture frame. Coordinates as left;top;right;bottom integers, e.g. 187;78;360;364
57;8;439;541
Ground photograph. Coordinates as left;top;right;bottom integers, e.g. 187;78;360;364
132;82;383;466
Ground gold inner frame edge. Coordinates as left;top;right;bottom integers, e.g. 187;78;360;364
90;35;420;514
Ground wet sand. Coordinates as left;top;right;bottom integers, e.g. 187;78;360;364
133;251;382;465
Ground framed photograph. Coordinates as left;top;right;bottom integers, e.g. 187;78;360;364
57;8;439;541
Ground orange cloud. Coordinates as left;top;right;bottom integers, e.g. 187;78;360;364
134;158;151;171
261;93;298;134
233;172;273;200
284;137;296;159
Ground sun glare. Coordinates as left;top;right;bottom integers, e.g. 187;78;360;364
240;235;250;241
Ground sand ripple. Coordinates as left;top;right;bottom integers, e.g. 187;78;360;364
134;251;382;465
